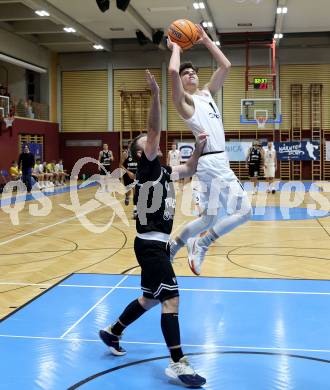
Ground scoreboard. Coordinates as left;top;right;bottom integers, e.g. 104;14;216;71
253;78;268;89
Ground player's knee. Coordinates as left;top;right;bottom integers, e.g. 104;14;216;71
201;214;217;230
238;204;252;222
161;296;179;313
138;296;159;310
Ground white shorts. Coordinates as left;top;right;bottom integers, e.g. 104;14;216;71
264;165;275;178
196;153;251;215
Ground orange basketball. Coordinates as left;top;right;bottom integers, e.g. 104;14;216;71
167;19;200;50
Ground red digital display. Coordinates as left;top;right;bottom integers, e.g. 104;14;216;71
254;78;268;89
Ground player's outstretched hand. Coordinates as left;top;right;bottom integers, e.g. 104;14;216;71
195;24;211;45
145;69;159;95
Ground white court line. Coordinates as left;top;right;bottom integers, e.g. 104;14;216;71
59;274;130;338
250;265;276;272
0;334;329;354
1;281;330;295
0;204;109;247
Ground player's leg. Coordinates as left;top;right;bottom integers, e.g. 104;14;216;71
148;239;206;387
99;295;158;355
187;180;252;275
99;236;160;355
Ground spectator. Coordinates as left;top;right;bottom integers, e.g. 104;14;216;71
55;159;67;185
42;161;53;187
25;99;34;119
18;145;35;193
9;161;21;180
33;159;45;190
46;160;59;185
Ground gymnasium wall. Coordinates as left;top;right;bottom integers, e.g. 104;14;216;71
113;68;162;131
61;70;108;132
59;132;120;175
0;118;59;171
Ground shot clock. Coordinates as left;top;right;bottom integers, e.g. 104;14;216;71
254;77;268;89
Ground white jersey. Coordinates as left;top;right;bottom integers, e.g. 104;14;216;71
264;149;276;166
168;150;181;166
183;89;226;155
55;163;64;173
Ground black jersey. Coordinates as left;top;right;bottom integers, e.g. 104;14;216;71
100;151;112;166
123;155;138;174
134;152;175;235
248;147;262;164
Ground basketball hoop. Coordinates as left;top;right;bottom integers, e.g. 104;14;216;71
256;116;267;129
254;110;268;129
4;116;14;128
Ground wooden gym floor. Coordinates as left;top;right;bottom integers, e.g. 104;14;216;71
0;181;330;320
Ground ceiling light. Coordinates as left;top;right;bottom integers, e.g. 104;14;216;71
93;44;104;50
202;21;208;27
215;41;220;46
277;7;288;14
279;33;283;38
207;22;213;28
274;33;283;39
193;1;205;8
35;10;50;17
64;27;76;33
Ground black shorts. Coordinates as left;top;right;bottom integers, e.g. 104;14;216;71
249;163;260;178
100;165;111;175
134;237;179;302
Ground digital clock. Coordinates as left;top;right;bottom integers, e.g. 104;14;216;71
254;78;268;89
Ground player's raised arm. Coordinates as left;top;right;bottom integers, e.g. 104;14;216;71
144;70;161;161
195;25;231;96
168;38;194;119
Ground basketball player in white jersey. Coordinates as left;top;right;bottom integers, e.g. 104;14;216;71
167;25;252;275
167;143;181;167
264;141;277;193
167;143;182;191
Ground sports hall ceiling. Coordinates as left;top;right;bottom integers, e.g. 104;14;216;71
0;0;329;53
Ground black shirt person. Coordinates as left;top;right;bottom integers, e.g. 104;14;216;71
98;143;114;192
246;140;264;195
122;144;138;218
18;144;35;193
99;70;207;388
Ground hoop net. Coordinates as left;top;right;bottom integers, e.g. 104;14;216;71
254;109;268;129
4;117;14;128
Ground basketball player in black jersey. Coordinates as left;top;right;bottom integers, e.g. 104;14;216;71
99;70;207;388
121;142;138;218
98;143;114;191
246;140;264;195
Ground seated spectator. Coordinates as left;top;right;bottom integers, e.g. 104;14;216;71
42;161;53;187
33;159;45;189
46;160;59;185
9;161;21;180
55;159;67;185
